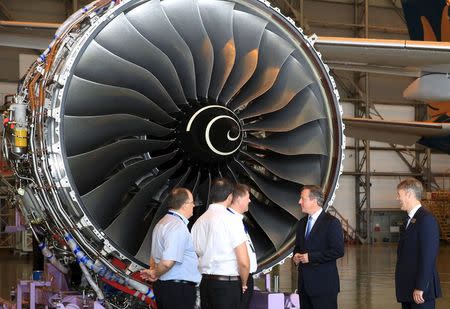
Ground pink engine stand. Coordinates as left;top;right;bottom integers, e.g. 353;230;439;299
11;263;105;309
249;274;300;309
16;280;51;309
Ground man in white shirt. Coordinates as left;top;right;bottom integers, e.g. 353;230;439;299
228;183;257;309
192;178;250;309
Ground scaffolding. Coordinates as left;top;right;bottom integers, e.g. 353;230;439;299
0;188;15;248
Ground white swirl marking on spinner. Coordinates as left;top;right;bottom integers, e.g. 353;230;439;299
186;105;232;132
227;130;240;141
205;115;242;156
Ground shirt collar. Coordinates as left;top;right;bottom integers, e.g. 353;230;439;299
408;204;421;219
209;203;227;210
227;207;244;220
168;209;189;225
309;207;323;221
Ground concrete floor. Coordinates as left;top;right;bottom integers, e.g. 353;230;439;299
1;244;449;308
260;243;450;308
338;244;450;309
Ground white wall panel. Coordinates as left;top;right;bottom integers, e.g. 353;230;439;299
344;136;355;148
341;101;355;147
0;82;17;106
19;54;37;78
332;175;356;227
369;75;414;103
369;176;401;209
341;102;355;117
370;150;414;173
372;104;415;121
342;149;355;172
430;154;450;174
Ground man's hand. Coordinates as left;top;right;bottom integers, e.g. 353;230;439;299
293;253;309;264
140;269;158;282
413;289;425;304
298;253;309;264
235;242;250;287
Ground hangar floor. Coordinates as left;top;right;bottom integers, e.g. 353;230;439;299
337;244;450;308
1;243;449;308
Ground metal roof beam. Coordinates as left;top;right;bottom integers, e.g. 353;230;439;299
0;1;13;20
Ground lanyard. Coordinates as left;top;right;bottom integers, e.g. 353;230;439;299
168;211;186;224
227;208;255;253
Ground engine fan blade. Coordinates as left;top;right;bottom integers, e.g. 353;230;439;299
199;0;235;102
248;196;297;250
229;160;300;219
105;161;183;255
159;166;193;203
64;114;173;156
65;76;174;124
68;139;173;195
188;169;202;195
244;121;327;156
95;13;187;106
228;30;295;111
81;151;178;228
194;170;212;210
237;56;313;119
224;162;238;183
162;0;213;99
133;161;185;260
75;41;179;114
241;150;322;185
219;10;267;104
243;87;325;132
125;0;197;99
246;218;276;261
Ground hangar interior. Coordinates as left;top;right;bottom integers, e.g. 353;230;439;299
0;0;449;308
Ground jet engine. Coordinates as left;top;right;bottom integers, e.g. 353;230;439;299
3;0;344;304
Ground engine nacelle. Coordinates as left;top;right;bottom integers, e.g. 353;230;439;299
5;0;344;305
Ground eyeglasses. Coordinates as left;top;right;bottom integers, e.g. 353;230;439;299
185;200;195;205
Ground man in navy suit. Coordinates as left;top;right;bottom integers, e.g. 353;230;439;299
293;185;344;309
395;178;441;309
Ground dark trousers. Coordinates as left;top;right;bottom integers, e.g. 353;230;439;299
401;300;435;309
153;280;196;309
240;275;254;309
299;292;338;309
200;277;241;309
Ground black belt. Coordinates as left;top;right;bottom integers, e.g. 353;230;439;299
163;279;197;286
202;274;240;281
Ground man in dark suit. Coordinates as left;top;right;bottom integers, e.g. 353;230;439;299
293;185;344;309
395;178;441;309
